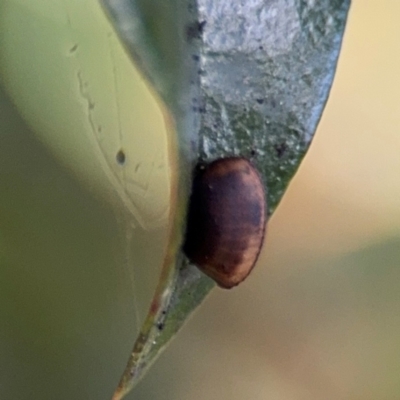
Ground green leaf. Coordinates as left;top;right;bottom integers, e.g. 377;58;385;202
100;1;351;398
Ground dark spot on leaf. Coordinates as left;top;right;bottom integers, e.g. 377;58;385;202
186;20;207;41
116;149;126;165
156;322;164;331
198;20;207;34
275;142;288;158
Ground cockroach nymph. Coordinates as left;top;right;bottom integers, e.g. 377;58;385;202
183;157;267;289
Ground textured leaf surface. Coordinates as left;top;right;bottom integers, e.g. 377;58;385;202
101;1;351;398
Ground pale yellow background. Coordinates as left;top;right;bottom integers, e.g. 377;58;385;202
0;1;399;400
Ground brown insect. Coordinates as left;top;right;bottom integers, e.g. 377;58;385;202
183;157;267;288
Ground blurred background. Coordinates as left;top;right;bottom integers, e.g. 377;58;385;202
1;1;400;399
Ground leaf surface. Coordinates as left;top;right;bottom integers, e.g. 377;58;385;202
100;1;351;398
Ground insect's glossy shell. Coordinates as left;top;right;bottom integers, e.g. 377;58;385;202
183;157;267;289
